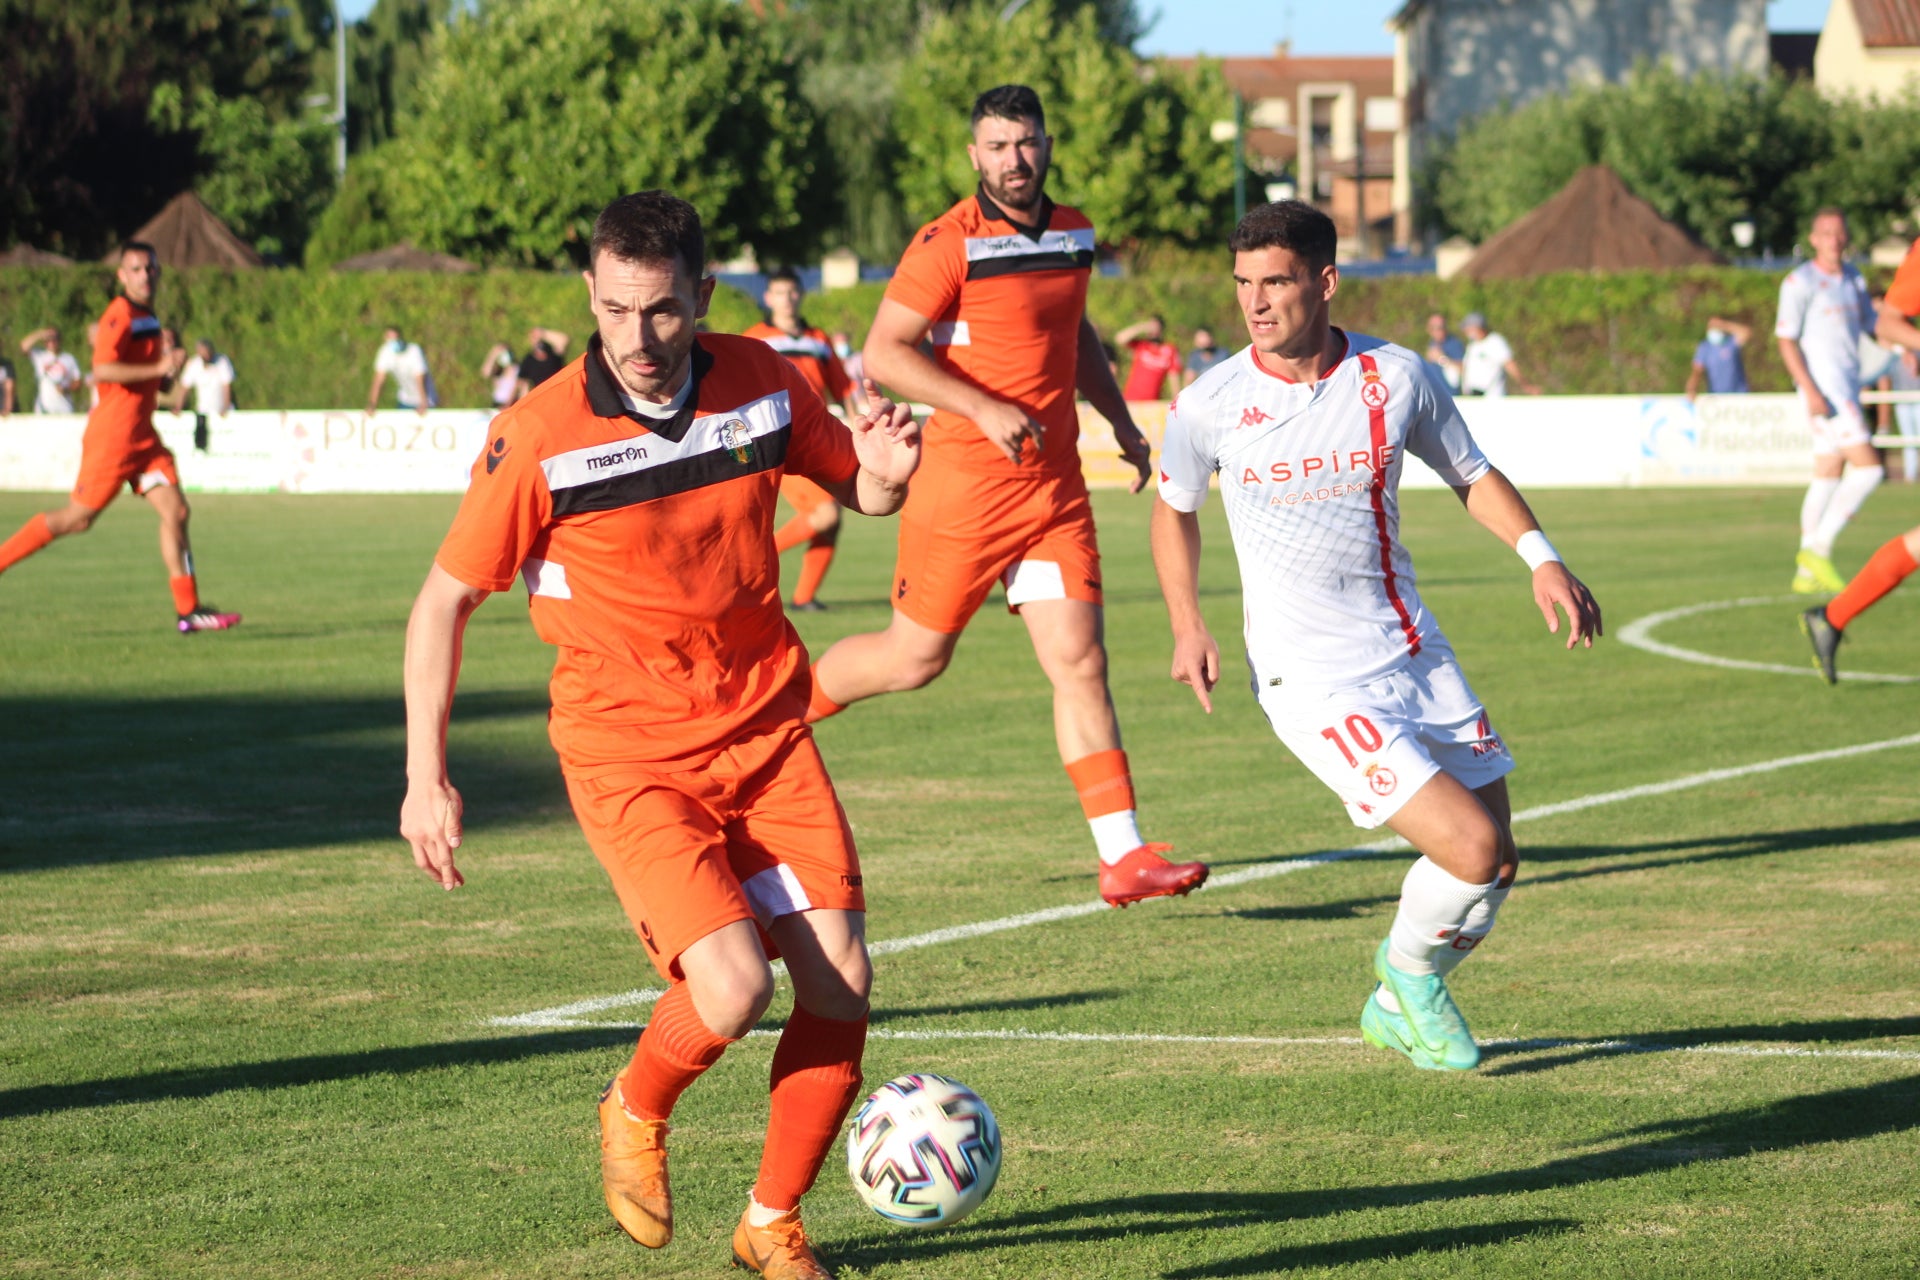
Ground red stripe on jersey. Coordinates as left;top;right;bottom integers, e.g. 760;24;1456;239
1359;353;1419;657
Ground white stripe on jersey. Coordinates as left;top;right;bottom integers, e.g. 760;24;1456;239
963;227;1096;262
539;389;791;492
760;333;834;361
930;320;971;347
1157;335;1489;692
1774;261;1874;409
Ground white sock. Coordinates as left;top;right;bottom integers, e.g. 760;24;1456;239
1385;856;1497;976
1808;466;1884;557
1433;882;1510;978
745;1195;788;1228
1090;809;1144;866
1799;476;1841;548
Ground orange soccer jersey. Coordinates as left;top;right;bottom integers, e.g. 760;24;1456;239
73;296;177;509
1886;239;1920;319
433;333;859;772
741;322;853;408
884;189;1096;479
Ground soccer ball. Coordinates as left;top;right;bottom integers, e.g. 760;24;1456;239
845;1073;1001;1227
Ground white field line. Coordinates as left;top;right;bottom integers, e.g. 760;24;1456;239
1618;594;1920;684
490;731;1920;1031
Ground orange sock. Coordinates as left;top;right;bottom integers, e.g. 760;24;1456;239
619;982;737;1121
169;574;199;616
774;513;815;554
752;1005;866;1212
1066;749;1145;865
806;677;845;723
1828;535;1919;631
792;543;835;605
0;514;54;574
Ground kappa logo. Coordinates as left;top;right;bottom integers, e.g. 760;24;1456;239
1364;763;1397;796
485;436;509;474
1360;372;1390;411
1237;405;1274;429
1470;713;1506;758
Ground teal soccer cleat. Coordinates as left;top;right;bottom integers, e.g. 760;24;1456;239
1373;939;1482;1070
1360;988;1444;1070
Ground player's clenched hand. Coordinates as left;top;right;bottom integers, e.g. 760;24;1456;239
1533;563;1602;650
973;398;1045;465
1169;627;1221;713
400;778;466;890
1115;420;1153;494
849;381;922;488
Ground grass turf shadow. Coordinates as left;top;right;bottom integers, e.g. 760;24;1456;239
827;1073;1920;1272
1480;1014;1920;1076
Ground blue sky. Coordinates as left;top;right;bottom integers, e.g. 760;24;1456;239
337;1;1836;51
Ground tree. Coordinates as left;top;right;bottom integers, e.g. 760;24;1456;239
890;0;1234;246
149;86;336;260
346;0;445;154
376;0;832;267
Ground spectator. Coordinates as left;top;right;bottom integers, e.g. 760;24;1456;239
481;342;519;408
170;337;235;453
1459;312;1539;396
1422;312;1465;392
0;353;13;415
1183;326;1227;388
1684;316;1752;401
20;327;83;413
515;325;571;398
1115;314;1182;401
367;326;434;415
1877;343;1920;481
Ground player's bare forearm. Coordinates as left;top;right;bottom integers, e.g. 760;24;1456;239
862;299;994;422
1460;469;1602;648
833;390;921;516
401;566;487;889
20;328;54;353
1457;468;1542;547
1777;338;1827;413
1878;309;1920;352
367;373;386;414
1150;499;1221;711
1077;319;1152;490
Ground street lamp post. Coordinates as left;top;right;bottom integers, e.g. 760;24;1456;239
334;0;348;177
1211;94;1248;226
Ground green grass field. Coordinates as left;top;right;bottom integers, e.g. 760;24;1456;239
3;484;1917;1279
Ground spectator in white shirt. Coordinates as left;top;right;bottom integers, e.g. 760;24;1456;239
19;327;84;413
168;338;235;451
367;326;435;415
1459;312;1539;397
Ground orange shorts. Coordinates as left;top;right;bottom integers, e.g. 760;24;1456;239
892;463;1102;634
564;724;863;982
780;475;836;516
72;436;178;511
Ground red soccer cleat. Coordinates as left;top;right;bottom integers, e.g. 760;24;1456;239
1099;843;1209;907
177;606;241;634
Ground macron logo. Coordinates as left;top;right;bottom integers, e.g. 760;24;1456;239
1238;406;1273;429
585;444;649;472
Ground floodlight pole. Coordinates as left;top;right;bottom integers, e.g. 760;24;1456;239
334;0;348;177
1233;92;1246;224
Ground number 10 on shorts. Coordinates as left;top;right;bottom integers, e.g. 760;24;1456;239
1320;714;1384;768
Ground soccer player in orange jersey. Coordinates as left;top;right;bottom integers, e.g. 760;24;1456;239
743;268;859;610
400;192;919;1280
0;243;240;632
806;85;1208;907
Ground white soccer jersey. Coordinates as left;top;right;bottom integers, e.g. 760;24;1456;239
1158;333;1491;691
1775;261;1875;410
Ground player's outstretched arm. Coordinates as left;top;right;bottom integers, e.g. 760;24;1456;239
1076;318;1152;493
1458;468;1602;650
1878;306;1920;353
865;297;1045;465
1150;497;1221;712
836;382;922;517
401;564;491;890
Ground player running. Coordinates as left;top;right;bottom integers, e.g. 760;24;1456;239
1802;233;1920;682
1777;207;1881;594
400;192;920;1280
0;242;240;633
743;267;859;611
806;85;1209;908
1150;201;1601;1071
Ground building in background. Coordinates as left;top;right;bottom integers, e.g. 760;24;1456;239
1814;0;1920;97
1389;0;1770;247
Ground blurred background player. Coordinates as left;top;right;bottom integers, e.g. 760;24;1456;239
1114;314;1181;402
1151;201;1600;1071
400;190;920;1280
743;267;859;610
807;84;1208;908
1801;232;1920;681
20;326;83;413
0;244;240;633
1777;207;1880;593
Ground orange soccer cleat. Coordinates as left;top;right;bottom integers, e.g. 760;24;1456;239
598;1073;673;1248
1099;842;1209;907
731;1205;835;1279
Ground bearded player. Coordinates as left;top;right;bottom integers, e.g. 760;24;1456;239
1150;201;1601;1070
0;242;240;633
401;191;920;1279
806;85;1208;907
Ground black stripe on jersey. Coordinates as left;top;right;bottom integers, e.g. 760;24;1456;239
965;250;1095;281
549;425;791;517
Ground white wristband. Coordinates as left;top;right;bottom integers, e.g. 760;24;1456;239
1516;529;1562;571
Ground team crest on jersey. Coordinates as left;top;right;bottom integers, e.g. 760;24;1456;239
1364;763;1397;796
1360;371;1390;410
720;418;754;464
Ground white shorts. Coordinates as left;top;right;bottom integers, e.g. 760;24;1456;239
1810;401;1871;456
1254;644;1514;830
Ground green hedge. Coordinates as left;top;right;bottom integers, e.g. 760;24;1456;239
0;263;1875;409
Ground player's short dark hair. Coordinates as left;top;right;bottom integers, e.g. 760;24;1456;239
118;240;157;264
591;190;705;279
972;84;1046;132
1810;205;1847;229
1229;200;1338;272
765;266;802;289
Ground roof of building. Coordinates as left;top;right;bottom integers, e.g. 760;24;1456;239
111;192;265;269
1163;51;1395;172
1853;0;1920;47
331;243;479;273
1459;164;1721;280
0;245;75;266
